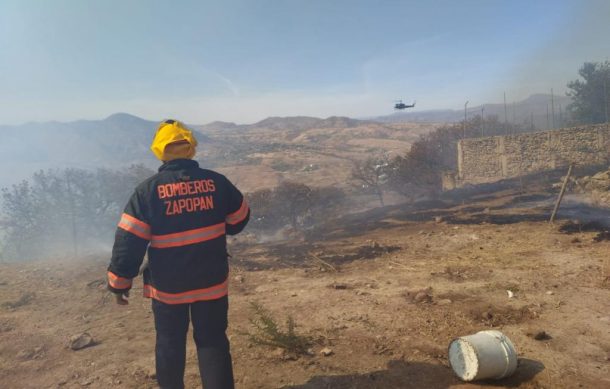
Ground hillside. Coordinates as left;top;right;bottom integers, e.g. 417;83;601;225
0;114;434;191
0;114;160;188
0;93;573;190
0;114;220;188
195;118;436;192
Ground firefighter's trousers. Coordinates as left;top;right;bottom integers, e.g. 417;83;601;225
152;296;234;389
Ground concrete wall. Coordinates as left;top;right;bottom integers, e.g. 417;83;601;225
455;124;610;187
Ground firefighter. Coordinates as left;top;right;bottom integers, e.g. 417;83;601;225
107;119;249;389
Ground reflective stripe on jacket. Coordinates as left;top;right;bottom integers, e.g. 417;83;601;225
107;159;249;304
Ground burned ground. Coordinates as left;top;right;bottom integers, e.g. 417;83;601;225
0;186;609;389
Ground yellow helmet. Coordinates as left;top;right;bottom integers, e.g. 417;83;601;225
150;119;198;161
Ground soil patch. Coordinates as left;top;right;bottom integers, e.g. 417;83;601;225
430;266;487;282
469;303;541;326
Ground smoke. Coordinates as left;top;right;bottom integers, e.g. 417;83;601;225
0;166;154;262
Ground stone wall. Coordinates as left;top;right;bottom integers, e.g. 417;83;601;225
455;124;610;187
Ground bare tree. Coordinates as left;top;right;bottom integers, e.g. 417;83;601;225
351;156;389;206
246;183;346;233
274;181;313;230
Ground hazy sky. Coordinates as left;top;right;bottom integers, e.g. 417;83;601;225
1;0;609;124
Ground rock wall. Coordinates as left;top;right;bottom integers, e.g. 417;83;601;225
455;124;610;187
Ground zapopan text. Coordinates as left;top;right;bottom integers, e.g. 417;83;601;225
157;179;216;215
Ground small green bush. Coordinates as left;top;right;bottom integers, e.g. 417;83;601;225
244;302;312;355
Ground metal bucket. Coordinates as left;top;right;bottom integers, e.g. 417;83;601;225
448;330;518;381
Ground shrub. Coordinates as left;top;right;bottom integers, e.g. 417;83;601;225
243;302;312;355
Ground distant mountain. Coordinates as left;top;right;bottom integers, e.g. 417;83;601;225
0;96;575;188
373;94;572;129
198;116;369;134
199;121;239;132
0;113;211;188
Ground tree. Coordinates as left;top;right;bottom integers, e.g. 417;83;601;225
0;165;154;260
567;61;610;125
351;156;389;206
0;181;41;258
386;116;527;198
245;184;346;233
387;151;441;200
246;188;275;231
306;186;346;226
274;181;313;230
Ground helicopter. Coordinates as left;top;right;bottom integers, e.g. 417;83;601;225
394;100;416;110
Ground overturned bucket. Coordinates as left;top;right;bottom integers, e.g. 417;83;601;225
448;330;518;381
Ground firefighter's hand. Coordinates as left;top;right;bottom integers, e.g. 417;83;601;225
114;291;130;305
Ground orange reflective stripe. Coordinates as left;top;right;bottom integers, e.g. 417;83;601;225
118;213;151;240
150;223;225;248
143;279;228;304
226;199;249;225
107;271;132;289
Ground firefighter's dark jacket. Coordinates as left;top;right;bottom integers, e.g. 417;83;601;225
107;159;249;304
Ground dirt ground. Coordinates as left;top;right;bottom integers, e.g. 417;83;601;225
0;189;609;388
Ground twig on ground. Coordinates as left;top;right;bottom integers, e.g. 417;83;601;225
310;253;338;272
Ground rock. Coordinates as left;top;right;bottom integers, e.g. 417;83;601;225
436;299;452;306
86;279;105;289
413;289;432;303
434;216;443;223
546;290;555;295
17;349;35;360
320;347;333;356
2;292;35;309
482;310;493;321
365;240;381;250
233;275;244;283
330;282;349;290
506;290;515;298
17;345;45;361
530;330;552;341
0;321;14;333
272;347;298;361
69;333;95;350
